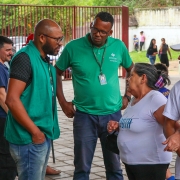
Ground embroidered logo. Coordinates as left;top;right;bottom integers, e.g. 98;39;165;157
109;53;117;62
111;53;115;57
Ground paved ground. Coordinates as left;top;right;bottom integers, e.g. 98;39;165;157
17;60;180;180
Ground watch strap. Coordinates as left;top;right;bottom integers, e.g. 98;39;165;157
124;94;131;102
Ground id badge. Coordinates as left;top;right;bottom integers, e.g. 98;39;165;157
99;74;107;85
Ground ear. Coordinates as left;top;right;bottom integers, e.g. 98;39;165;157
39;34;46;44
109;30;113;36
141;74;147;84
90;22;93;29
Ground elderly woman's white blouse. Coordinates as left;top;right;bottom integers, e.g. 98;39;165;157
117;90;172;165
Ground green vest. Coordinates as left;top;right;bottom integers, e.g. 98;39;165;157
5;41;60;145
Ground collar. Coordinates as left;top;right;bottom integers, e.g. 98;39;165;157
0;62;8;71
40;56;50;63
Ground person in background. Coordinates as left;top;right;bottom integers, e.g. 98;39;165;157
133;35;139;52
0;36;17;180
22;33;34;47
139;31;145;51
154;63;175;180
5;19;61;180
159;38;172;67
163;43;180;180
154;63;170;98
55;11;133;180
108;63;172;180
147;38;158;65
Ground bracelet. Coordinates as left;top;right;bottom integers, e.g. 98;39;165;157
124;94;131;102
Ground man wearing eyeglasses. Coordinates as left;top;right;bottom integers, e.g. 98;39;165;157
4;19;62;180
56;12;133;180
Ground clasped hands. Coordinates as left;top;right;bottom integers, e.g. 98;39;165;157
163;133;180;155
107;120;119;133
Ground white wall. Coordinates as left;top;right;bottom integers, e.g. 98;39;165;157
129;26;180;52
129;7;180;52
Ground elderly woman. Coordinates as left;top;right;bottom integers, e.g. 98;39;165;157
108;63;172;180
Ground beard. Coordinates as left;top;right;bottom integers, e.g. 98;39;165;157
42;42;59;56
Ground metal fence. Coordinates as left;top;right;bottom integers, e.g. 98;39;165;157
0;5;129;79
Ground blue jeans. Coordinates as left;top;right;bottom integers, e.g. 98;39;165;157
73;110;123;180
9;137;51;180
149;55;156;65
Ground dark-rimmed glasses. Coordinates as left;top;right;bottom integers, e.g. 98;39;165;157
42;34;64;43
90;27;111;36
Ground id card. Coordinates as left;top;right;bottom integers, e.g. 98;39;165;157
99;74;107;85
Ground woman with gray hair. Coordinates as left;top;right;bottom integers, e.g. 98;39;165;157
107;63;172;180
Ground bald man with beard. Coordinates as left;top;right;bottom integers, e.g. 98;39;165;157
4;19;63;180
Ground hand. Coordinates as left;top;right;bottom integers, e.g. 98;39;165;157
61;101;75;118
32;129;46;144
107;120;119;133
162;133;180;152
121;96;129;110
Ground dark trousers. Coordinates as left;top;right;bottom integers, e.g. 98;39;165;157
124;163;169;180
134;43;138;51
73;110;123;180
140;42;144;51
160;54;169;67
0;117;17;180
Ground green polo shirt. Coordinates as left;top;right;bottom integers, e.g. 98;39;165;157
56;33;132;115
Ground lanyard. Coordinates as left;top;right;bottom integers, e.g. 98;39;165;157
48;64;55;118
92;45;107;75
48;65;54;95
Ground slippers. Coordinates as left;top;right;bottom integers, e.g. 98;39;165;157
46;165;61;175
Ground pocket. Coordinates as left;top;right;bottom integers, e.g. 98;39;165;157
32;139;46;146
31;139;48;153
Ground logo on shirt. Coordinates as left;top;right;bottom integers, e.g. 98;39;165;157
111;53;115;57
109;53;117;62
120;118;132;129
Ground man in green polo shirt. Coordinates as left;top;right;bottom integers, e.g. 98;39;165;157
56;12;133;180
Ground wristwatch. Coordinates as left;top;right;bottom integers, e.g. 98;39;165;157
124;94;131;102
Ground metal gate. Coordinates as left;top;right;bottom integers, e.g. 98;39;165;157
0;5;129;79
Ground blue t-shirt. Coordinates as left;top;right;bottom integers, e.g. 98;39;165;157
133;37;139;45
0;63;9;118
158;87;170;99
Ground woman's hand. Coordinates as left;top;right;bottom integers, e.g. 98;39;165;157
153;52;158;56
107;120;119;133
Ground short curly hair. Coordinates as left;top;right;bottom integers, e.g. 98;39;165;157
95;12;114;27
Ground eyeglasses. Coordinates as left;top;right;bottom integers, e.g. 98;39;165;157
90;27;111;36
42;34;64;43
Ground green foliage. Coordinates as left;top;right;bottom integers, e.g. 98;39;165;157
1;0;179;13
130;50;180;63
91;0;180;14
0;0;92;5
1;0;46;4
